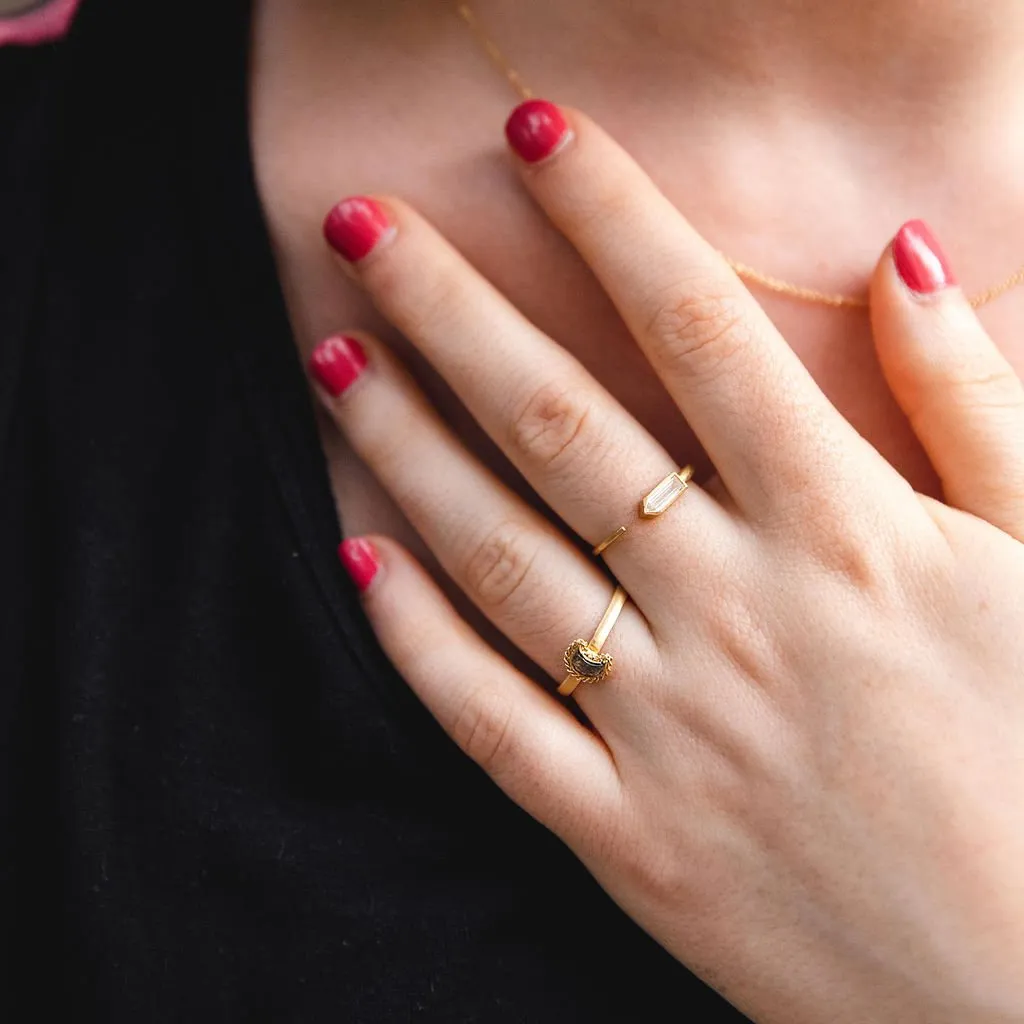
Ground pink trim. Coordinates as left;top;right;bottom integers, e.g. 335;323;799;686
0;0;82;46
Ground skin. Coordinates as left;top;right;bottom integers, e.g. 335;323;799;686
313;114;1024;1022
252;0;1024;558
250;2;1024;1019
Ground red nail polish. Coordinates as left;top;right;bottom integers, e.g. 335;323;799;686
323;197;391;262
308;335;368;397
505;99;570;164
892;220;957;294
338;537;380;593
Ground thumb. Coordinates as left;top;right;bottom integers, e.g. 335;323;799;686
870;220;1024;541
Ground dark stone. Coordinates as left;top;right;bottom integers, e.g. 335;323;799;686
571;647;609;678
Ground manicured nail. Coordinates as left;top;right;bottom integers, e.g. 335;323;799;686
338;537;380;593
323;197;392;262
505;99;571;164
308;334;368;397
892;220;957;295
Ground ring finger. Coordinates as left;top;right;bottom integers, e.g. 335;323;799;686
308;330;659;697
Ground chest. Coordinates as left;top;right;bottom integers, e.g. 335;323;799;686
248;1;1024;544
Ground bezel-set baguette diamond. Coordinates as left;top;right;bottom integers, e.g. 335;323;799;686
591;466;694;558
640;470;691;518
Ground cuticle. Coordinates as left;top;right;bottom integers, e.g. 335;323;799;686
530;128;576;168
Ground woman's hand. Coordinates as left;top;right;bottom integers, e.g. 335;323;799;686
307;101;1024;1023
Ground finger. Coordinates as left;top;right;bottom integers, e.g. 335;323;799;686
870;220;1024;541
321;195;736;594
337;534;621;843
308;331;658;676
504;100;865;512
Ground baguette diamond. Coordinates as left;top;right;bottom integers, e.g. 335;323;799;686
641;471;689;518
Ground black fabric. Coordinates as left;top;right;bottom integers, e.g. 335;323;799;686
0;2;747;1019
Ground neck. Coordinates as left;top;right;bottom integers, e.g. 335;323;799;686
472;0;1024;122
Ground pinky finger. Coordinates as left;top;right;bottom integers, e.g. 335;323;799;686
338;535;622;843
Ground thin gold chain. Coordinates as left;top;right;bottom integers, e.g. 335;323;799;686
456;2;1024;311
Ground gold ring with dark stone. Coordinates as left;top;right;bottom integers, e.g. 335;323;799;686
558;586;628;697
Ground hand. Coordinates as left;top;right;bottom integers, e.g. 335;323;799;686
307;102;1024;1023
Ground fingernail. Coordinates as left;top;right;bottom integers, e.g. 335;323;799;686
308;334;368;397
323;197;392;262
892;220;957;295
505;99;571;164
338;537;380;593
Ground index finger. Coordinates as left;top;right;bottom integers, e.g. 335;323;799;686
505;100;863;511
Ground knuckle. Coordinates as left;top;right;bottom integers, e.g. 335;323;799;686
601;818;704;914
760;463;905;595
402;276;462;337
565;185;635;238
506;380;598;474
367;253;463;336
462;522;540;613
799;508;903;597
352;403;416;469
817;540;887;591
708;597;775;687
951;367;1024;414
645;287;751;385
691;568;783;691
912;360;1024;424
449;687;518;776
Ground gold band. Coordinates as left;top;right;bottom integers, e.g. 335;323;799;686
592;466;694;557
558;585;628;697
591;526;627;557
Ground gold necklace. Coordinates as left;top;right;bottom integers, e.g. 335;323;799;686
456;2;1024;310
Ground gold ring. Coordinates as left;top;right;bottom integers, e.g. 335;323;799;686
592;466;694;557
558;585;628;697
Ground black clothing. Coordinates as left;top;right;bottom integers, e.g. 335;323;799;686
0;2;746;1019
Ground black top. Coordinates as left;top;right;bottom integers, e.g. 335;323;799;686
0;2;746;1019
